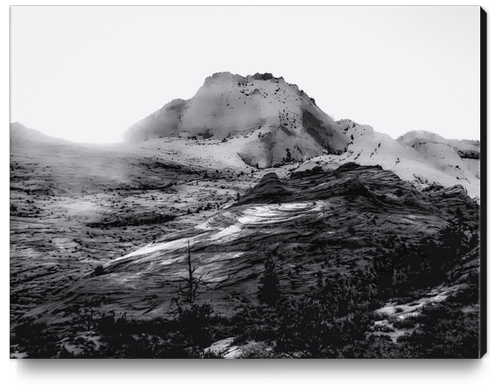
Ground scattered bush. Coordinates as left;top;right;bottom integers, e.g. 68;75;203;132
391;316;418;329
397;302;479;358
94;265;105;276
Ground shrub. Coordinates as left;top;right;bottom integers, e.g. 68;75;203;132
397;301;479;358
12;318;58;358
391;316;418;329
94;265;105;276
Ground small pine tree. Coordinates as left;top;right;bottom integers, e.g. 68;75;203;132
258;252;282;307
439;207;474;260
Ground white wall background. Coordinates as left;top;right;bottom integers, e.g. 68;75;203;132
4;1;488;385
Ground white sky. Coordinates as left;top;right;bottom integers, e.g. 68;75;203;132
10;5;481;143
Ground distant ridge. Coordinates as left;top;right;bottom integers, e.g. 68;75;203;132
10;122;71;145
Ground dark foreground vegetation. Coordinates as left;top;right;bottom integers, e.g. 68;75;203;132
11;207;481;358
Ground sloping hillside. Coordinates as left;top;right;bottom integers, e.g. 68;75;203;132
10;124;481;358
24;163;478;323
9;125;259;326
295;121;480;198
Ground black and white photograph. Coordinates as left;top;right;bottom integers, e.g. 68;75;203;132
9;5;485;361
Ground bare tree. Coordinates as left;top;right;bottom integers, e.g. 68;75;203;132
171;241;204;315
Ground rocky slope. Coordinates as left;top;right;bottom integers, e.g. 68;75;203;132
296;121;480;198
9;123;261;326
23;162;479;324
124;72;349;168
10;119;481;358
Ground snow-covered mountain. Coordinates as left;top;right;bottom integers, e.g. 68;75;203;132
296;121;480;198
124;72;479;197
124;72;349;168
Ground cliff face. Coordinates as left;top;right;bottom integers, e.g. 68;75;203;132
124;72;349;168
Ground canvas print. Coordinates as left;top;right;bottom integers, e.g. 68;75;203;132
10;6;485;358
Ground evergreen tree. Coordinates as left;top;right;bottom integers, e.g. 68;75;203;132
438;207;477;268
258;252;282;307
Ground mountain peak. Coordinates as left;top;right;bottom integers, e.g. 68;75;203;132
124;72;348;167
204;72;285;85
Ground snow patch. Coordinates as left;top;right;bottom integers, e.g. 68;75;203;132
238;202;324;225
209;224;242;241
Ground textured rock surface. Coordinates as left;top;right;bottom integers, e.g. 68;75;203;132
23;163;478;323
10;125;259;325
296;121;480;198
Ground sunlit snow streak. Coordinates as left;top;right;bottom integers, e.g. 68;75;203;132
237;202;324;225
111;225;243;261
209;225;242;241
116;237;194;260
111;202;326;262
